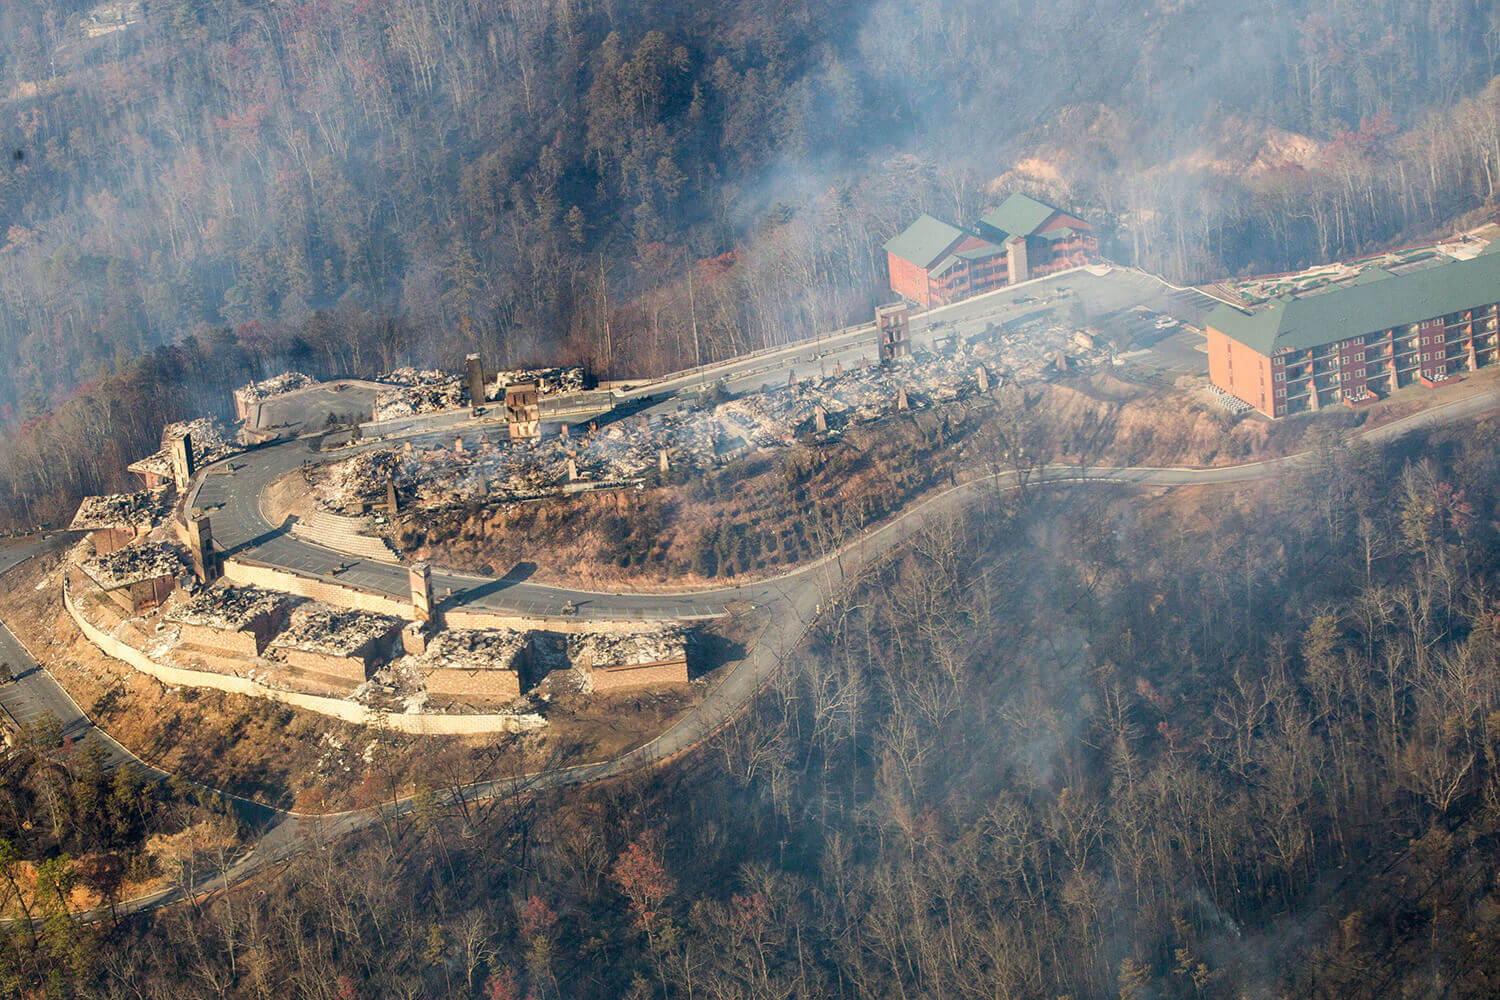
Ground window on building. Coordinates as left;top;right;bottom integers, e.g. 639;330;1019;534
1274;372;1284;381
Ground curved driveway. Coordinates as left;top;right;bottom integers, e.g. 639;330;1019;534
10;382;1498;922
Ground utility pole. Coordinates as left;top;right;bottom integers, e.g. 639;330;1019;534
688;261;702;369
597;254;611;380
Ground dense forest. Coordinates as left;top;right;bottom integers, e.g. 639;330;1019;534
2;0;1500;428
4;1;1500;527
10;3;1500;996
7;416;1500;997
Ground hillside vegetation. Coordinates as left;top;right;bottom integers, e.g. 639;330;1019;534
10;417;1500;997
5;1;1500;527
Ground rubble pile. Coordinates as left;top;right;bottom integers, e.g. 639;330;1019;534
236;372;317;407
567;626;689;669
718;353;985;440
317;450;407;513
964;313;1101;381
129;417;239;480
529;632;571;677
491;366;586;398
82;541;188;589
69;489;173;530
312;350;1011;519
273;604;403;657
374;368;464;420
409;628;529;672
165;585;293;631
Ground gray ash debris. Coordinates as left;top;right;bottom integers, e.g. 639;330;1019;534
312;349;1005;520
235;372;317;407
411;628;529;671
273;603;404;657
70;489;173;531
127;417;239;480
374;369;465;420
165;585;295;631
82;541;189;589
491;366;586;399
566;626;690;669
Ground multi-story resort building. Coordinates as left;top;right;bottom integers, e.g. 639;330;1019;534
884;194;1096;308
1206;249;1500;418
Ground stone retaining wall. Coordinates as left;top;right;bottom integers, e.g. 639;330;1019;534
63;581;544;735
423;666;522;703
590;658;691;692
443;607;662;635
176;621;261;658
224;558;412;618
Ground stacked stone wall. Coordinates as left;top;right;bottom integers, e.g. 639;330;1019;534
424;667;522;702
63;579;544;735
590;659;690;692
224;558;410;618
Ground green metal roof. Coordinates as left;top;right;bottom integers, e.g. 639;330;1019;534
979;193;1061;241
1348;265;1395;285
883;214;970;269
954;242;1005;261
929;255;961;278
1039;226;1077;242
1208;252;1500;355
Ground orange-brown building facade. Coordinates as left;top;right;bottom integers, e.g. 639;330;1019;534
1206;253;1500;418
884;194;1096;309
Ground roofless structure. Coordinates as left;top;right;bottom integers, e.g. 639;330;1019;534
1207;249;1500;418
883;194;1096;308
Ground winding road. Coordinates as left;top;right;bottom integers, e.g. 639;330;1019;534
6;313;1500;920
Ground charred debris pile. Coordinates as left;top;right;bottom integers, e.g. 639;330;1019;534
311;350;1009;519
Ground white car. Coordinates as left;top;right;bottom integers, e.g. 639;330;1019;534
1152;316;1178;330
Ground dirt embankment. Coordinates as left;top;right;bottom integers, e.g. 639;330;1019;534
402;374;1385;591
0;552;710;812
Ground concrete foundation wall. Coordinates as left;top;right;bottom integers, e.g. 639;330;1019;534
176;622;260;657
590;658;690;692
224;558;412;619
442;607;668;634
275;647;372;684
89;527;146;556
95;574;176;615
64;581;545;735
424;667;522;702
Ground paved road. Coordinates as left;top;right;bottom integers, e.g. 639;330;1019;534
191;265;1226;622
0;540;103;747
613;265;1220;407
12;380;1500;923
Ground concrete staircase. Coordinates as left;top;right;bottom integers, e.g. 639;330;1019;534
289;510;400;564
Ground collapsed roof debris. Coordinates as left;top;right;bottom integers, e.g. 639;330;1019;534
234;372;317;409
310;349;1010;517
82;541;188;589
69;488;173;531
374;368;465;421
165;585;294;631
407;628;529;672
272;604;404;657
127;417;239;481
368;367;587;419
567;626;690;669
317;449;408;514
491;366;586;399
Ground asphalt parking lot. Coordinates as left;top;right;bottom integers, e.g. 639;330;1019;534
906;266;1218;377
